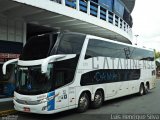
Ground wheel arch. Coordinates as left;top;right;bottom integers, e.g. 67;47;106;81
140;82;145;87
93;87;105;101
76;89;92;105
146;81;150;89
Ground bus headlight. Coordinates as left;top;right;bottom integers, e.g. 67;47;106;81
38;99;47;104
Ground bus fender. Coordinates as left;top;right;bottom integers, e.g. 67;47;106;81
92;87;105;101
76;89;92;105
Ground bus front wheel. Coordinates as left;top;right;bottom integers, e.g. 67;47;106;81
77;93;89;112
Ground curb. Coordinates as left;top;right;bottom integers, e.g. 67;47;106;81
0;109;17;117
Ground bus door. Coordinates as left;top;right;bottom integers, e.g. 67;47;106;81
54;86;69;110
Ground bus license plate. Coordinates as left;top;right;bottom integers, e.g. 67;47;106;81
24;107;30;112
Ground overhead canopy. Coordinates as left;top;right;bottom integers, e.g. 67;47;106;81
0;0;133;44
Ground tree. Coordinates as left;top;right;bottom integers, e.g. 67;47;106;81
154;49;160;59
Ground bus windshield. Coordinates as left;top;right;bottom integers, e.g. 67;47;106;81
20;34;58;60
15;65;53;95
16;33;86;95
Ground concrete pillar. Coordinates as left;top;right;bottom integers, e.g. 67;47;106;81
62;0;65;6
87;0;90;15
97;5;100;19
106;10;108;22
113;14;115;25
118;17;121;28
76;0;80;11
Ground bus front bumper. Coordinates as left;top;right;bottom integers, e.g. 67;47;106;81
13;99;58;114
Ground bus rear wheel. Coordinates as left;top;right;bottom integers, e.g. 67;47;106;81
144;83;150;94
139;84;145;96
92;90;103;108
77;93;89;112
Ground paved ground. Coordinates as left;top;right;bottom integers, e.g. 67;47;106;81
1;80;160;120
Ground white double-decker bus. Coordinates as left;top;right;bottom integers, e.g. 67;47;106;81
3;32;156;114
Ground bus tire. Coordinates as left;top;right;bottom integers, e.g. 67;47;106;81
77;93;89;112
144;83;150;94
139;84;145;96
92;90;103;109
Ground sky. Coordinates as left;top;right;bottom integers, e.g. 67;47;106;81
131;0;160;51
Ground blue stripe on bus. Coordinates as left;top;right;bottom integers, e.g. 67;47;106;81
47;91;55;111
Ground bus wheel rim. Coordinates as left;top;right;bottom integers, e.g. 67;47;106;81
79;96;88;108
95;94;102;105
140;86;144;95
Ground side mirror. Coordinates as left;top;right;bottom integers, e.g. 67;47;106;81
41;55;65;73
2;58;18;75
41;54;76;73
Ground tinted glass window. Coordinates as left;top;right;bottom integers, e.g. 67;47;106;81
85;39;154;61
56;34;85;55
85;39;128;59
131;48;154;61
15;65;52;95
20;34;58;60
49;33;86;89
81;69;140;86
51;56;79;89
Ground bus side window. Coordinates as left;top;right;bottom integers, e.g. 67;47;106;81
54;71;65;88
52;56;79;90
